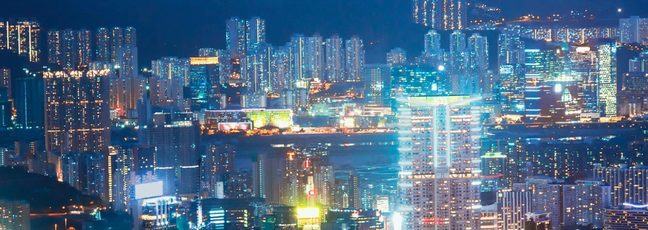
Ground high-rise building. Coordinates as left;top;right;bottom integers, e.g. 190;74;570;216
13;70;44;130
108;144;136;213
412;0;466;30
149;112;200;196
467;33;489;95
47;29;92;70
226;17;248;58
325;35;344;82
593;164;648;207
386;47;407;67
189;56;220;110
390;65;450;99
362;64;390;106
497;188;533;230
201;144;235;199
562;180;611;228
522;178;565;230
247;17;266;50
344;36;365;82
150;57;189;109
43;69;111;155
449;30;466;93
44;69;111;198
0;69;12;129
596;44;617;117
604;205;648;230
619;16;648;45
397;95;481;229
0;20;41;62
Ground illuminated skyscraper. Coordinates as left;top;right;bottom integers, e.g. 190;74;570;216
397;95;481;229
421;30;443;65
0;200;30;230
593;164;648;207
596;44;617;117
247;17;266;50
44;69;111;157
412;0;466;30
344;36;365;82
226;17;248;58
44;69;111;199
150;57;189;109
305;35;324;80
0;20;41;62
449;30;466;92
467;33;489;95
188;56;220;110
562;180;611;228
47;29;93;70
0;69;11;129
325;35;344;82
386;47;407;67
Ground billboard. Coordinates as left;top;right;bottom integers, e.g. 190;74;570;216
134;181;164;199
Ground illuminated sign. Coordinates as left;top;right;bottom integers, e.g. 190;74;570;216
190;57;219;65
134;181;164;199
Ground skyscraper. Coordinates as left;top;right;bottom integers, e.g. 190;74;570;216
0;20;41;62
344;36;365;82
247;17;266;50
226;17;248;58
150;57;189;109
47;29;92;70
413;0;466;30
497;188;533;230
597;44;617;117
44;69;111;199
449;30;466;92
44;69;111;157
397;95;481;229
467;33;489;95
149;112;200;196
324;35;344;82
593;164;648;207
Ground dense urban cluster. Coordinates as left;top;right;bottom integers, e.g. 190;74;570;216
1;0;648;229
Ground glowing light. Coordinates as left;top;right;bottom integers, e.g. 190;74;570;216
392;212;403;230
623;203;648;208
554;84;563;93
617;8;622;13
437;65;445;71
134;181;164;199
296;207;320;219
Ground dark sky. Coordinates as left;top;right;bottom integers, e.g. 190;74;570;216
3;0;648;64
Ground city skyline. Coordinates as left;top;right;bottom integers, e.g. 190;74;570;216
2;0;648;229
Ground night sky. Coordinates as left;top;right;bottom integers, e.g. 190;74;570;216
3;0;648;64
